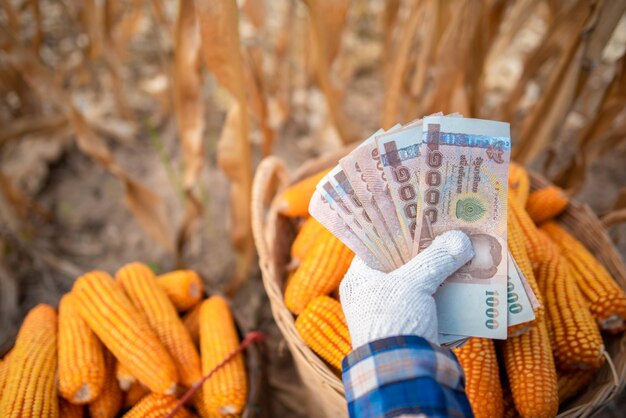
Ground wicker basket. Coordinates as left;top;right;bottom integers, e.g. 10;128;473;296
251;149;626;418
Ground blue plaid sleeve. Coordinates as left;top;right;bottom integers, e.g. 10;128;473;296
342;335;473;418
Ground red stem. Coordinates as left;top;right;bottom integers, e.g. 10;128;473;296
166;331;266;418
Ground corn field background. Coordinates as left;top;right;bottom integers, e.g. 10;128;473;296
1;0;626;415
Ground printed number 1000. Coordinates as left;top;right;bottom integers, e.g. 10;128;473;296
485;290;500;330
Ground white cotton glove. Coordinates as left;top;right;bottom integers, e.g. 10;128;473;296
339;230;474;348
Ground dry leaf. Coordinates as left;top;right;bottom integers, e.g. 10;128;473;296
217;104;255;294
28;0;43;52
487;0;541;66
0;0;20;32
552;54;626;190
243;0;265;29
382;2;423;128
514;46;584;163
100;0;134;120
582;0;626;68
244;46;275;156
111;0;145;61
303;0;350;66
382;0;401;66
150;0;170;30
500;0;590;122
195;0;254;291
408;0;439;99
0;114;66;146
174;0;204;190
195;0;247;104
270;0;295;123
217;105;252;250
422;0;483;114
302;0;357;143
173;0;205;259
82;0;104;59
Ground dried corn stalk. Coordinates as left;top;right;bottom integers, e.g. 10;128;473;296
302;0;356;143
174;0;204;258
195;0;254;292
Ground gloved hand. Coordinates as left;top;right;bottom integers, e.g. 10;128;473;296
339;230;474;348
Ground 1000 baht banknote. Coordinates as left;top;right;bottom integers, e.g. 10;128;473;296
416;116;511;339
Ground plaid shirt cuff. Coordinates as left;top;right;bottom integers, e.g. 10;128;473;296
342;335;473;418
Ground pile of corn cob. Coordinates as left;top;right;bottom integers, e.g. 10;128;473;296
0;264;248;418
278;163;626;418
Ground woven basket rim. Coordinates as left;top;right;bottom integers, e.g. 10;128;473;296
252;149;626;418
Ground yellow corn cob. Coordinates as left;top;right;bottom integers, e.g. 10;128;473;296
123;382;150;408
116;262;202;387
116;362;136;391
59;398;85;418
502;320;558;418
122;394;191;418
72;271;178;394
535;231;604;371
191;392;212;418
0;304;59;418
0;350;11;394
507;197;543;317
278;168;331;217
295;296;351;371
502;380;520;418
89;351;123;418
453;338;503;418
157;270;204;312
541;221;626;331
525;186;568;224
557;369;595;404
182;303;201;346
285;228;354;314
200;296;247;416
508;162;530;206
291;217;327;262
509;196;547;267
58;293;106;404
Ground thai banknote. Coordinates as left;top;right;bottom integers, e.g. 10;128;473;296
506;252;536;327
340;125;413;266
439;252;535;344
439;334;469;347
340;130;407;268
327;166;403;268
316;177;394;271
415;116;511;339
309;190;384;271
376;123;425;257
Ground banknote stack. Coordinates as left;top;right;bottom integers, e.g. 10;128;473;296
309;114;539;346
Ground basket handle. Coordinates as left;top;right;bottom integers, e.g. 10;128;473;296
251;156;289;266
601;209;626;230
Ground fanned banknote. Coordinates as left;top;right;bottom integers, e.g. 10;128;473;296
308;113;538;343
506;252;536;327
309;190;385;271
326;166;401;268
341;125;412;267
376;123;424;258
